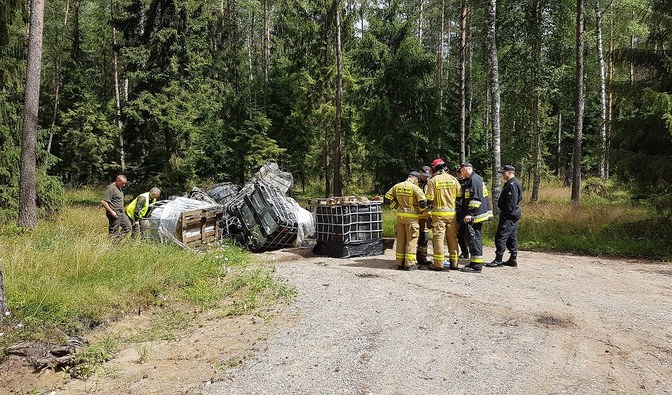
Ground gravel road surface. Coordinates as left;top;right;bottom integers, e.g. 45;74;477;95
195;245;672;395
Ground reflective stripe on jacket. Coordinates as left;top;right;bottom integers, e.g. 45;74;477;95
426;170;461;217
460;172;493;223
385;179;427;218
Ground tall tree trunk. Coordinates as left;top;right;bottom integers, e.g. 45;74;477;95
531;0;542;202
263;0;269;112
486;0;502;210
606;5;614;178
333;0;343;196
556;112;562;177
418;0;424;40
437;0;445;116
19;0;45;229
111;5;125;173
595;0;607;180
0;264;7;320
47;0;70;154
629;10;634;84
459;1;467;163
571;0;586;203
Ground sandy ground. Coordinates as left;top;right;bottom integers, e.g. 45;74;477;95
2;244;671;394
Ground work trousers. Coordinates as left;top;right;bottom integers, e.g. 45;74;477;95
395;218;420;268
431;215;459;269
417;217;430;263
495;216;519;259
107;210;131;239
467;222;484;265
457;222;469;257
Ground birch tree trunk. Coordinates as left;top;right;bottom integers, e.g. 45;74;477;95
486;0;502;209
0;266;8;320
112;6;125;173
437;0;445;116
263;0;269;112
606;6;614;178
332;0;343;196
418;0;424;40
556;112;562;177
595;0;607;180
19;0;45;229
571;0;586;203
459;1;467;163
531;0;542;202
47;0;70;154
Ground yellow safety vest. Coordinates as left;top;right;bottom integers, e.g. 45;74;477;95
126;192;156;221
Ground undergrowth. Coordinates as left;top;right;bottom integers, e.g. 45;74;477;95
0;195;294;376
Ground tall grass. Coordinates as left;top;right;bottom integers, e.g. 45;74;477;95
0;199;293;354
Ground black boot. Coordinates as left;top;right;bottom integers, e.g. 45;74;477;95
504;255;517;267
460;263;482;273
486;258;504;267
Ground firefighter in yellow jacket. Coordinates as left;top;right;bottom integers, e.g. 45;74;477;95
126;187;161;237
385;171;428;271
425;158;462;271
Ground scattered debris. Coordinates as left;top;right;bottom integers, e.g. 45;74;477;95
143;163;314;252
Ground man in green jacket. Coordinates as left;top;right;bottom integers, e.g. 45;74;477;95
101;175;131;239
126;187;161;237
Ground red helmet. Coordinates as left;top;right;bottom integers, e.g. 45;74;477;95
431;158;445;170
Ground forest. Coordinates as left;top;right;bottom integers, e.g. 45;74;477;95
1;0;671;222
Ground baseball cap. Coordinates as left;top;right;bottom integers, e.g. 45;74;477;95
459;162;473;169
499;164;516;173
420;166;431;177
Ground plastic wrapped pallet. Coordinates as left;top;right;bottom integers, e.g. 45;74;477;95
144;197;223;248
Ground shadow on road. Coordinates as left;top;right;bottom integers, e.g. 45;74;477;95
342;257;396;270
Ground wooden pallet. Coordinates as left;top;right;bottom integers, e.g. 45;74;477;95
178;207;224;247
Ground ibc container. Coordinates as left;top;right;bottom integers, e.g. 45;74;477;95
207;183;239;206
313;201;382;244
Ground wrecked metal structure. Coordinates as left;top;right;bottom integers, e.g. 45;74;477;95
145;163;314;251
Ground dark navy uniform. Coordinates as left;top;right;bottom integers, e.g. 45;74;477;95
459;169;493;268
495;177;522;262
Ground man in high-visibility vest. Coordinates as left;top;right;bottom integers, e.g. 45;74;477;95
126;187;161;237
385;171;428;271
458;163;493;273
425;158;462;271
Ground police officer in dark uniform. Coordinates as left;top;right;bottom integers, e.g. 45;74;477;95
487;165;523;267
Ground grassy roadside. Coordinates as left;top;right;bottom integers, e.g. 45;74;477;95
0;190;294;374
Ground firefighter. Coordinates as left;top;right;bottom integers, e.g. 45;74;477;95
126;187;161;237
455;166;470;260
425;158;462;271
416;165;432;265
487;165;522;268
385;171;428;271
458;163;493;273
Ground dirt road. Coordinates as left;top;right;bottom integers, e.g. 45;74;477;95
4;245;671;394
194;245;672;395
